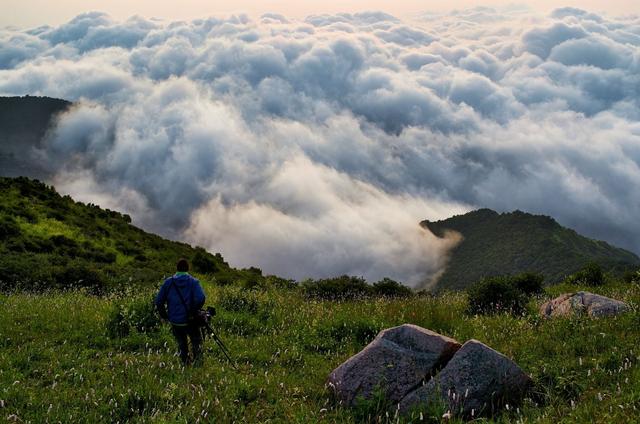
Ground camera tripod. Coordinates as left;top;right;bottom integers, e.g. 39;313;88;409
200;319;237;369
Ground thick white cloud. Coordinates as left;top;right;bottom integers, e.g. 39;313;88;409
1;6;639;286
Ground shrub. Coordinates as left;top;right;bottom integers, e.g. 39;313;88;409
115;240;143;256
23;236;54;253
192;247;218;274
302;275;372;300
218;287;260;314
245;267;263;276
213;273;235;286
240;278;266;290
49;235;81;257
372;278;413;298
565;262;604;286
316;318;382;347
511;272;545;296
467;276;528;315
106;295;160;338
15;204;37;223
54;262;107;294
0;254;55;290
0;215;20;239
622;269;640;284
264;276;297;290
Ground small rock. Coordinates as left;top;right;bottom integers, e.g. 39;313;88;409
399;339;531;418
327;324;461;405
540;292;629;318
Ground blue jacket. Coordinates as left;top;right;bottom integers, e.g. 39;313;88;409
155;273;206;325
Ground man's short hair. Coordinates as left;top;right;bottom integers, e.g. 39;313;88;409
177;258;189;272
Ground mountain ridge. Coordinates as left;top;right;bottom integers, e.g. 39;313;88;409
0;176;273;292
422;208;640;290
0;95;71;179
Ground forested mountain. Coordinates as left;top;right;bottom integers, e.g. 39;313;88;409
0;95;71;178
0;177;269;292
423;209;640;290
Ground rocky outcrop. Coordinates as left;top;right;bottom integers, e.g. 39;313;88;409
327;325;531;420
326;324;461;405
399;340;532;418
540;292;630;318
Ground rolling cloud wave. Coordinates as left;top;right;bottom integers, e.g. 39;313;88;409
1;6;639;285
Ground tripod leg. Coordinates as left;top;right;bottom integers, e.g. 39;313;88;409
205;325;236;369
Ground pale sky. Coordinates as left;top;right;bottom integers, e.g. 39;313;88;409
2;0;638;28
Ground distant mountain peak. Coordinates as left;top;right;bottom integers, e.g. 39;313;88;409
0;95;72;179
421;208;639;290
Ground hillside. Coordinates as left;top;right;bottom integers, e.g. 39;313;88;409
423;209;640;290
0;95;71;178
0;176;270;292
1;179;640;423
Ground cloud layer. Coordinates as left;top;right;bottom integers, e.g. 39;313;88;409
1;7;639;285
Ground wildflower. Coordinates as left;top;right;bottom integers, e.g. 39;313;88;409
442;411;452;420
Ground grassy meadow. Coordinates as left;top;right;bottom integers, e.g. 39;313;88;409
1;279;639;423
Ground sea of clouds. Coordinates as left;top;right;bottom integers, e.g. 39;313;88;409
1;6;639;287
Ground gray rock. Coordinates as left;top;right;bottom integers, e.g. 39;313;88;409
399;340;532;419
326;324;461;406
540;291;629;318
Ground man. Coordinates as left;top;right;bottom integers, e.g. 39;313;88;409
155;258;206;365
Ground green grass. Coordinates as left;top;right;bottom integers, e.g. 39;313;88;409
2;177;639;422
1;281;640;423
18;216;77;239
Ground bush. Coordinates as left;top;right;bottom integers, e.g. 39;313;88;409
565;262;604;286
192;247;218;274
318;318;382;347
115;240;143;256
240;278;266;290
0;215;20;239
49;235;81;257
54;262;107;294
467;276;528;315
0;254;55;290
106;296;161;338
264;276;297;290
218;287;261;314
302;275;372;300
213;273;236;286
622;269;640;284
372;278;413;298
511;272;545;296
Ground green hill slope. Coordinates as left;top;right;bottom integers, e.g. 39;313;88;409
0;176;267;292
423;209;640;290
0;96;71;178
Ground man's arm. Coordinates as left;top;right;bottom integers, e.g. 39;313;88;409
155;281;169;320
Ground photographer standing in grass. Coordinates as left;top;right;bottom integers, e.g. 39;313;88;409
155;258;206;365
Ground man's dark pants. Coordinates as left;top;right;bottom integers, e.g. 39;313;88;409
171;323;202;364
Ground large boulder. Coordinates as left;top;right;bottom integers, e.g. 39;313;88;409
399;340;532;418
326;324;461;405
540;292;629;318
